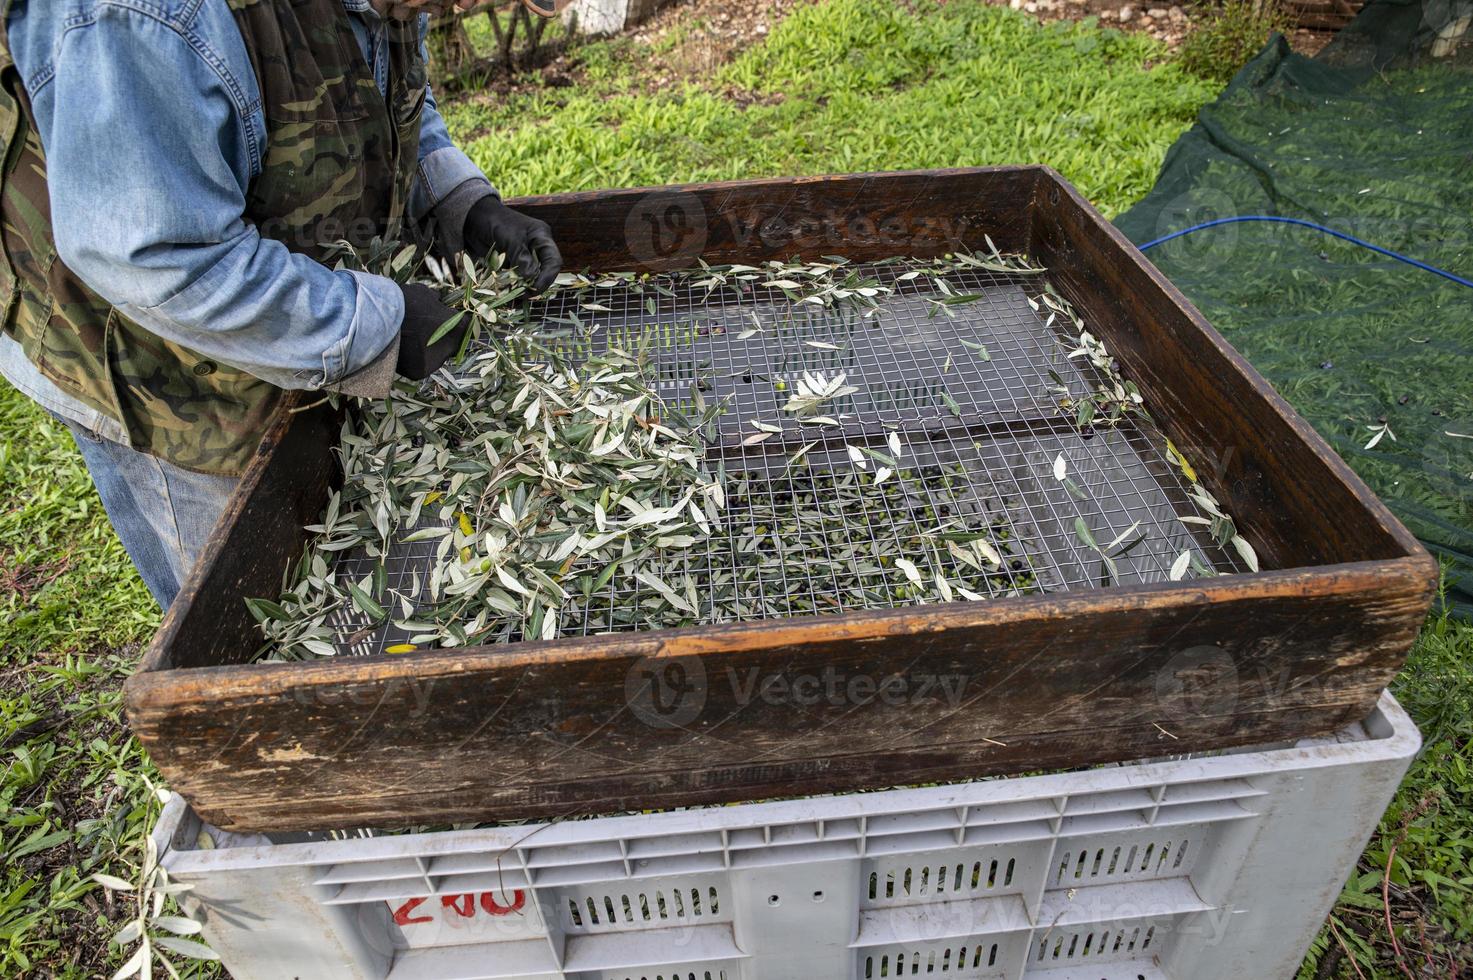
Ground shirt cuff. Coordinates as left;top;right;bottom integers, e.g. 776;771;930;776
318;270;403;387
411;145;498;219
327;333;399;398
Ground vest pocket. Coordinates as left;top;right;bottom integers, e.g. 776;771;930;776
33;289;121;419
0;93;17;330
1;108;68;367
4;125;57;279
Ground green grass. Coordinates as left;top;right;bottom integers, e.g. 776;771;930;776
1303;602;1473;977
1178;0;1295;85
0;0;1468;975
444;0;1219;217
0;386;185;976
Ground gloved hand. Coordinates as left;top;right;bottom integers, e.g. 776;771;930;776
462;197;563;294
396;283;467;380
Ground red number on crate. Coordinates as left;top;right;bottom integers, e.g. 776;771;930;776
480;890;526;915
390;889;526;927
442;894;476;917
391;897;432;926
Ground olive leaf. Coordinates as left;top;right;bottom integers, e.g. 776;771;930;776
426;310;467;347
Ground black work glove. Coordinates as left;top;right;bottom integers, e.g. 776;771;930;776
395;283;467;380
462;197;563;293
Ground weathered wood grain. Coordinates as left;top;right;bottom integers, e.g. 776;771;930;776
129;558;1432;830
509;167;1040;271
126;167;1438;832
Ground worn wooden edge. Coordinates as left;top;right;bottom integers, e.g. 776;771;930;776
186;703;1390;832
131;554;1432;830
503;164;1047;211
1028;165;1429;564
126;552;1437;707
505;166;1045;270
136;556;1427;830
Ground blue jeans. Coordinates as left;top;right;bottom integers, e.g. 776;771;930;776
57;416;239;609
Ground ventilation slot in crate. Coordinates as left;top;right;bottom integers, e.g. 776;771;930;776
856;931;1032;980
564;884;724;932
862;840;1050;911
869;857;1016;902
599;973;727;980
1034;923;1157;965
1052;834;1192;888
864;942;1000;978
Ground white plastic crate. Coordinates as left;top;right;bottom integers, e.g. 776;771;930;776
151;691;1418;980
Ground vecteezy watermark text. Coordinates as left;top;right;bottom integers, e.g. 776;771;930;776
727;666;969;708
625;656;970;728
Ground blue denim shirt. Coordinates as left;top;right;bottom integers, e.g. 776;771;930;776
0;0;495;438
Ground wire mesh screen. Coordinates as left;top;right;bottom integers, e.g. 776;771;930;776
324;261;1253;655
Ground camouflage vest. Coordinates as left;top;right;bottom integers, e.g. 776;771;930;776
0;0;424;475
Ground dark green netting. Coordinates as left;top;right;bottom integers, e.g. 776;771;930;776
1116;0;1473;616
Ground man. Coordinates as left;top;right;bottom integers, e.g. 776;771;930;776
0;0;562;609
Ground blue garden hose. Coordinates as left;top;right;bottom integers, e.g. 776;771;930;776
1137;215;1473;291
